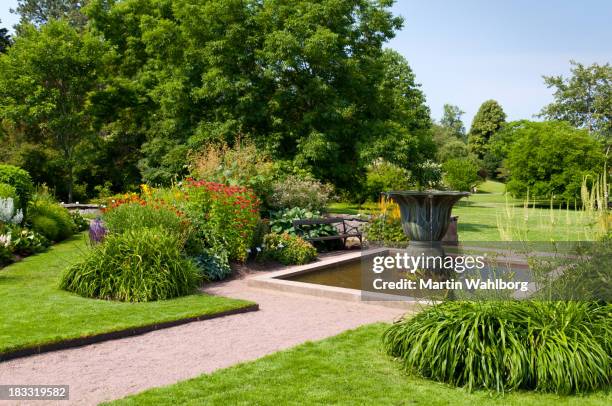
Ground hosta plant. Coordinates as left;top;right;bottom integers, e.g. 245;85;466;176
270;207;336;239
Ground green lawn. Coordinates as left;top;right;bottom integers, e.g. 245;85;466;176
109;323;610;406
0;233;254;355
329;181;598;241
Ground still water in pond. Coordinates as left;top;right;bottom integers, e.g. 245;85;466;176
285;260;364;290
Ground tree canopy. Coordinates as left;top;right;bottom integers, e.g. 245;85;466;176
0;0;435;200
505;121;605;201
0;20;108;202
84;0;433;190
468;99;506;159
539;61;611;144
0;20;11;53
440;104;466;140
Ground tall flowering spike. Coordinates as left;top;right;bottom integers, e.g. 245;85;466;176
89;217;107;244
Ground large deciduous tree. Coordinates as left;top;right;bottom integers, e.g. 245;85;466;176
440;104;466;140
506;121;605;201
0;20;11;53
539;61;611;144
85;0;433;192
0;20;108;202
468;99;506;159
11;0;89;28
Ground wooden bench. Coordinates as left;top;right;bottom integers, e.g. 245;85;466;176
292;217;367;248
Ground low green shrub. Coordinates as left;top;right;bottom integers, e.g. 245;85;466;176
29;215;60;241
383;301;611;394
364;160;412;202
103;202;189;240
28;196;75;241
60;228;201;302
267;175;333;212
0;165;34;212
70;211;90;232
262;233;317;265
193;249;232;281
442;157;482;191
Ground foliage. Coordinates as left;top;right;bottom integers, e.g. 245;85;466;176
505;121;605;200
0;164;33;210
189;142;276;205
267;175;333;212
412;160;443;190
60;228;200;302
383;301;611;394
83;0;432;194
364;161;412;202
442;158;482;191
193;249;232;282
262;233;317;265
0;235;12;265
481;121;525;180
11;0;88;28
0;224;50;257
432;123;469;164
269;207;336;239
0;19;10;53
70;211;89;232
363;197;407;243
539;61;611;143
439;104;466;140
103;200;190;242
27;193;75;241
468;100;506;159
183;179;260;262
0;21;108;202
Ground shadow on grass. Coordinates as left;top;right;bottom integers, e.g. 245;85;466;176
458;222;498;233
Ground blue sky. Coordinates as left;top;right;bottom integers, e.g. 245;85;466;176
1;0;611;126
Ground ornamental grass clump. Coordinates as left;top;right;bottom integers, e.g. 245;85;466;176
60;228;200;302
382;301;611;394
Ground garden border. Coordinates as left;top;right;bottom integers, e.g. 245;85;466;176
0;303;259;362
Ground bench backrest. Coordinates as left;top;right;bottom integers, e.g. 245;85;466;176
293;217;345;226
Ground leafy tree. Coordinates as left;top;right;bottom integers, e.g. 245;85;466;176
11;0;88;28
85;0;432;193
482;120;527;180
506;121;605;201
442;157;481;192
468;100;506;159
440;104;465;140
0;20;108;202
539;61;611;143
0;20;11;53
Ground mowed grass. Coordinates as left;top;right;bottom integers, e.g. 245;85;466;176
328;181;598;241
109;323;611;406
0;233;254;355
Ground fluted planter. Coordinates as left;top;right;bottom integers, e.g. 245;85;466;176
385;191;469;242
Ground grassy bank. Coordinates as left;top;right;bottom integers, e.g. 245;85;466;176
109;323;611;405
0;233;254;355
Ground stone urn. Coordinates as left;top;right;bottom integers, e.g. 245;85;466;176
385;191;469;257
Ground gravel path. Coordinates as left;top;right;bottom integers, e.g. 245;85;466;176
0;277;405;405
